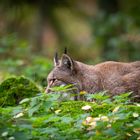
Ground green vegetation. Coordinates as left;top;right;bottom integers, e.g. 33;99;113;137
0;84;140;140
0;76;40;107
0;56;53;86
1;1;140;62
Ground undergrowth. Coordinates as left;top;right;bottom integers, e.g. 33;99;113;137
0;85;140;140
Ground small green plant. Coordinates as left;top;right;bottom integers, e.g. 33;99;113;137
49;84;78;101
86;91;132;105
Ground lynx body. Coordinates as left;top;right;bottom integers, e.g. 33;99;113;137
46;53;140;101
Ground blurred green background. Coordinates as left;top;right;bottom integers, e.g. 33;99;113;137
0;0;140;88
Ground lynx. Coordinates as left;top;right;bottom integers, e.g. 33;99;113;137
46;51;140;102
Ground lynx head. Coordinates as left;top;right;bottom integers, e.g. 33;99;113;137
45;51;81;97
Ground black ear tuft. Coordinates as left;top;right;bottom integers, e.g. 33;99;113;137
64;47;67;54
54;52;59;66
61;54;74;71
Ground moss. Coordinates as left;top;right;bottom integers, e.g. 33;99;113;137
0;76;40;107
59;101;140;117
60;101;113;117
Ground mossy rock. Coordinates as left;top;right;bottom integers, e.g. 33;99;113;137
0;76;40;107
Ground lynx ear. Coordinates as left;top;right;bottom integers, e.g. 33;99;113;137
61;54;74;70
54;52;59;66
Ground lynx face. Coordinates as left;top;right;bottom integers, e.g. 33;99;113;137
45;54;81;99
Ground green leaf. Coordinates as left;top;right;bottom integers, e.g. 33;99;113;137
19;98;30;104
50;84;76;92
61;116;73;124
103;128;116;136
28;104;41;117
40;127;58;134
12;106;23;116
30;97;39;107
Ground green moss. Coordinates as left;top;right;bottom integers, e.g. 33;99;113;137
59;101;140;117
60;101;113;117
0;76;40;107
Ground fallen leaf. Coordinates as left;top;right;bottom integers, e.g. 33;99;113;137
81;105;91;110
